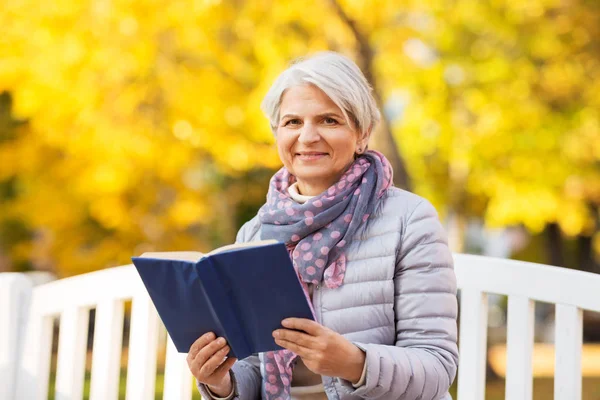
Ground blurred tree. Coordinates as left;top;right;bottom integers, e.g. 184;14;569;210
0;0;418;276
0;92;33;272
0;0;285;275
328;0;412;190
385;0;600;270
0;0;598;275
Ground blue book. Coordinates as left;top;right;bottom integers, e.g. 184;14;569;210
131;241;314;359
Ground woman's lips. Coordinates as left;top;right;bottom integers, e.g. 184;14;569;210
296;152;328;161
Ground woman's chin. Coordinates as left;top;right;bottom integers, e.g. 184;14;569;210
294;173;336;191
293;164;327;175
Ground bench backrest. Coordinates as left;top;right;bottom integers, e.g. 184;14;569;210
15;266;192;400
454;254;600;400
4;255;600;399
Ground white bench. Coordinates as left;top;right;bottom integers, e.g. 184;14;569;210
14;266;192;400
2;255;600;399
454;254;600;400
0;273;32;400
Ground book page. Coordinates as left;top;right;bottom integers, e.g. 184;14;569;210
205;239;279;257
138;251;205;262
137;240;279;261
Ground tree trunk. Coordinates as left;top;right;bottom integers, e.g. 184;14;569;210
446;212;466;253
545;223;564;267
578;203;600;274
577;234;599;274
328;0;412;191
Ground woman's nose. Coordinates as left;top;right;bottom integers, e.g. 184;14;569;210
298;123;320;144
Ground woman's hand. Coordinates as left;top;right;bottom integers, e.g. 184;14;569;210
187;332;237;397
273;318;366;383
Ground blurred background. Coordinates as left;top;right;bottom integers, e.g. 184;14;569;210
1;0;599;398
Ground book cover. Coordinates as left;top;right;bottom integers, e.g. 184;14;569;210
131;241;314;359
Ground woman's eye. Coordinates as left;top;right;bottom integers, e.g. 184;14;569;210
284;119;301;126
324;117;338;125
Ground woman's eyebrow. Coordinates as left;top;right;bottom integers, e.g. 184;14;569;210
280;114;302;120
280;112;344;120
317;112;344;119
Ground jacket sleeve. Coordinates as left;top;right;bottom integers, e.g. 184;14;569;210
196;355;262;400
196;217;263;400
339;199;458;399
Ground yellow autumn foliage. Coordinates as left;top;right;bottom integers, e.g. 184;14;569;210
0;0;598;275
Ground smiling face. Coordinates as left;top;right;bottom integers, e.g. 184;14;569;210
276;84;368;196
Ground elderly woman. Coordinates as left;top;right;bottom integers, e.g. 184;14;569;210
186;52;458;400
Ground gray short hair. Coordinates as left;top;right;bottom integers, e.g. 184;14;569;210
260;51;381;138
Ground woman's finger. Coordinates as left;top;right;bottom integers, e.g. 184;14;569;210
192;337;228;374
274;338;311;358
199;345;231;377
211;356;238;382
273;329;319;349
187;332;216;365
281;318;324;335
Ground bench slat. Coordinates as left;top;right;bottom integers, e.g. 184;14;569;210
505;295;534;400
457;288;488;400
0;274;32;400
554;304;583;400
126;295;159;400
15;304;54;399
163;336;193;400
55;307;90;400
90;299;125;400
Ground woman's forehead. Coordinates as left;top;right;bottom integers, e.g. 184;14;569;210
279;85;342;115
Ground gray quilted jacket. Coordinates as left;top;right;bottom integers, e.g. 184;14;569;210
199;187;458;399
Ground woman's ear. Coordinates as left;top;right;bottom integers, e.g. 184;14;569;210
356;129;371;154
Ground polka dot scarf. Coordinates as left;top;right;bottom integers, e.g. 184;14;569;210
257;150;393;399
